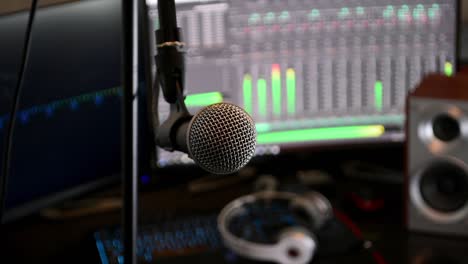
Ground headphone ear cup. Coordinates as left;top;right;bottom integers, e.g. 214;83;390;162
291;191;333;230
276;226;317;264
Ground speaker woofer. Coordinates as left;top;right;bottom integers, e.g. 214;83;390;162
419;161;468;213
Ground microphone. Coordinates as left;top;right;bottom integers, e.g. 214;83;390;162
174;103;257;175
155;94;257;175
156;100;257;175
156;98;257;175
154;0;257;175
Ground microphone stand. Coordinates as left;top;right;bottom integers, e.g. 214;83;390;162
154;0;189;152
122;0;182;264
122;0;139;263
122;0;180;263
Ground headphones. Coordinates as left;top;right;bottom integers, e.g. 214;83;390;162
218;190;333;264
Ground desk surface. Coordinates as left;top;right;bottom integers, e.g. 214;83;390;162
1;171;468;264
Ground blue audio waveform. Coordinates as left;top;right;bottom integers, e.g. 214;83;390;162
0;86;122;132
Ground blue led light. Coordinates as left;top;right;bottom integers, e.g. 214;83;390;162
95;95;104;105
140;174;151;185
0;118;3;129
20;111;29;124
45;106;54;117
70;100;79;111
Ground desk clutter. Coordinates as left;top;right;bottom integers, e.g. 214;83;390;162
94;174;383;264
94;207;378;264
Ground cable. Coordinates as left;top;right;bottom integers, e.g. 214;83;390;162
0;0;39;223
333;209;389;264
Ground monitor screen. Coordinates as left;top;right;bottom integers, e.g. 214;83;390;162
0;0;125;222
150;0;459;167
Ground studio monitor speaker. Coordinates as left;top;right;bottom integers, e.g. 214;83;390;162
406;74;468;236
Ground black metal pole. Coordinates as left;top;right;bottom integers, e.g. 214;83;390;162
122;0;139;263
157;0;177;39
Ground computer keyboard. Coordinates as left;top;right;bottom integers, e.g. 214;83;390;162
94;213;223;264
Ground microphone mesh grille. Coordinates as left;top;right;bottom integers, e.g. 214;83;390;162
188;103;257;174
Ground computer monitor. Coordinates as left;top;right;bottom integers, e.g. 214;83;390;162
1;0;459;221
149;0;460;167
0;0;132;222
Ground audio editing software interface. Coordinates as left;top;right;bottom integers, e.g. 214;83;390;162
151;0;458;167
